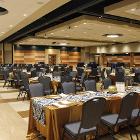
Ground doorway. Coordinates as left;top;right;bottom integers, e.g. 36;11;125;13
48;54;56;65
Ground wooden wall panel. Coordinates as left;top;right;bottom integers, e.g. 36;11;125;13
14;50;45;64
0;51;2;63
14;45;81;66
104;56;131;65
60;50;81;66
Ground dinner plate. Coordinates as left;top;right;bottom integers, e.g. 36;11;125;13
45;95;61;99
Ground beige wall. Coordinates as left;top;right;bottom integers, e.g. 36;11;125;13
3;43;13;64
94;42;140;54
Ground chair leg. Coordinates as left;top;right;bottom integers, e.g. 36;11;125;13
61;129;65;140
95;128;99;140
127;125;133;140
108;127;115;140
3;81;7;87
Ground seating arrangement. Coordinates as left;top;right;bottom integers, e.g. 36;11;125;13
101;92;138;140
29;83;44;97
62;81;76;94
62;97;106;140
84;80;96;91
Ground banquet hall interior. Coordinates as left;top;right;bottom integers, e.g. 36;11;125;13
0;0;140;140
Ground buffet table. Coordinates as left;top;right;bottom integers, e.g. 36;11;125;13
27;87;140;140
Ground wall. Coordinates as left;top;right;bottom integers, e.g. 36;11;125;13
81;42;140;66
0;43;3;64
60;47;81;67
14;45;81;66
14;45;45;64
3;43;13;64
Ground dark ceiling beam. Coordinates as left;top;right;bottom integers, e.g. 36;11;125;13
4;0;105;42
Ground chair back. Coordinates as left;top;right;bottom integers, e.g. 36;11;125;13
77;67;84;77
118;92;138;120
31;69;37;77
20;72;29;90
84;80;96;91
29;83;43;97
116;68;125;82
70;71;77;78
52;71;62;77
62;82;76;94
80;97;106;130
101;68;105;80
103;78;112;89
90;68;98;76
38;76;51;94
61;76;72;83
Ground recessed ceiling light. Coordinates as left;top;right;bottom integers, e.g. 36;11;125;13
59;43;67;46
83;32;87;34
1;31;5;34
130;8;136;12
83;22;87;25
103;34;122;38
23;14;27;17
9;25;13;28
74;25;78;28
37;1;44;5
50;33;54;35
126;53;129;54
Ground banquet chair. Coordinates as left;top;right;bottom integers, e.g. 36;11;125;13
70;71;77;79
3;69;13;87
106;68;112;77
29;83;44;97
101;92;138;140
62;97;106;140
101;68;106;80
84;80;96;91
31;69;37;77
131;108;140;140
62;81;76;94
52;71;62;77
103;78;112;89
38;76;53;95
17;72;30;100
115;68;125;82
61;75;73;83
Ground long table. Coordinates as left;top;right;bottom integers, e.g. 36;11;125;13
27;90;140;140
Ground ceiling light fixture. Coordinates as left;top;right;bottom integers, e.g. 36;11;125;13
50;33;54;35
130;8;136;12
83;22;87;25
9;25;13;28
103;34;123;38
23;14;27;17
59;43;67;46
74;25;78;28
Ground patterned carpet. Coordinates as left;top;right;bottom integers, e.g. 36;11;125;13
0;80;139;140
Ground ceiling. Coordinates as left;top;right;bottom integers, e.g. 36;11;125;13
0;0;70;42
16;15;140;47
105;0;140;21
